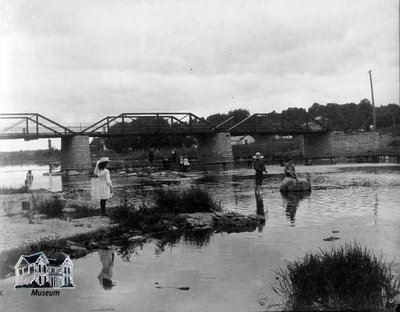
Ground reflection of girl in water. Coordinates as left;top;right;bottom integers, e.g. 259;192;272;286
98;249;115;290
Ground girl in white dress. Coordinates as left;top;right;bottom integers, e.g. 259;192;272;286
93;157;113;214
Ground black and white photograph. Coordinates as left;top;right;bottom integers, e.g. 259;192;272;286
0;0;399;311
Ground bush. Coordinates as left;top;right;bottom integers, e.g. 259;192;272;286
31;194;65;218
111;203;163;230
110;187;222;232
154;187;222;214
273;242;400;311
68;203;100;218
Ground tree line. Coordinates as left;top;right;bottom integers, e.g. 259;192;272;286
94;101;399;152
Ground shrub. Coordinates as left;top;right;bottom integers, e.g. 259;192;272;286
154;187;222;214
31;194;64;218
110;187;222;232
68;203;100;218
273;242;400;311
0;185;28;195
110;203;164;231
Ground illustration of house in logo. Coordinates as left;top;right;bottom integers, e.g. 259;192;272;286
14;252;75;289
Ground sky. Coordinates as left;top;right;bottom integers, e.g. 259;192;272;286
0;0;399;151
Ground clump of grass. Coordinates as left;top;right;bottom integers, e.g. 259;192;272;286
110;203;165;231
154;186;222;214
110;187;222;233
273;242;400;311
31;194;65;218
68;203;100;218
0;185;28;195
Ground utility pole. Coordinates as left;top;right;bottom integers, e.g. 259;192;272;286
368;70;376;131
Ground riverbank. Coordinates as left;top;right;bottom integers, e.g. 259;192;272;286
0;190;113;252
0;185;265;280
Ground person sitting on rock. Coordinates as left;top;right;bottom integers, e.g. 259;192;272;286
284;158;298;182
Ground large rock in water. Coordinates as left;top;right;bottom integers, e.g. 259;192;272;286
280;177;311;192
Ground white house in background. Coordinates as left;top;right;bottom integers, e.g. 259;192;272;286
231;135;255;145
274;134;293;140
14;252;74;288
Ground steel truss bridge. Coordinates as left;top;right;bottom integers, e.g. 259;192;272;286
0;113;329;140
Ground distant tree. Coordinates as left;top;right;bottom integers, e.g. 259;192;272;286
206;113;230;126
341;103;358;130
357;99;373;130
308;103;326;117
378;104;400;127
206;109;250;126
281;107;308;125
90;138;104;151
183;136;198;148
227;109;251;122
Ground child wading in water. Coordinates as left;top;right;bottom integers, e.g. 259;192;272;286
94;157;113;214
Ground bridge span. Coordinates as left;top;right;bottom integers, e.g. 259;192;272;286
1;112;397;170
0;112;328;140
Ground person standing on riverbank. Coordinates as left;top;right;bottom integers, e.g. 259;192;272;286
253;152;267;193
25;170;34;189
93;157;113;214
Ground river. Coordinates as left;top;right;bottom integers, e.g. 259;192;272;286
1;163;400;311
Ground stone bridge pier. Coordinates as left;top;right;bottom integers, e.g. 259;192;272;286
61;135;92;171
303;131;390;159
197;132;234;164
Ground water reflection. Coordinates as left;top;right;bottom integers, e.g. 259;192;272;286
114;230;216;262
280;191;311;226
98;249;116;290
255;191;266;233
255;191;265;217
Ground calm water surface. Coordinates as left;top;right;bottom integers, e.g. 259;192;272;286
1;163;400;312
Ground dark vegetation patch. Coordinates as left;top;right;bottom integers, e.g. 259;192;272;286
67;203;101;219
272;242;400;311
153;187;222;214
31;194;65;218
110;186;222;233
0;185;28;195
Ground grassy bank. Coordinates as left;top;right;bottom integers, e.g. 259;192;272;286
0;185;29;195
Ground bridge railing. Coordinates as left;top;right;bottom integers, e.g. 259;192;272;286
80;113;217;136
0;113;75;139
